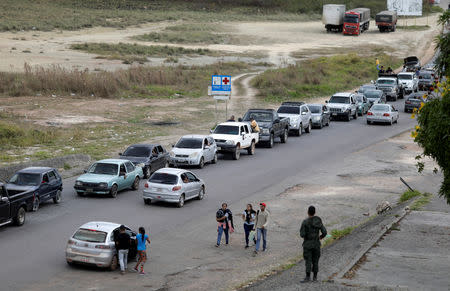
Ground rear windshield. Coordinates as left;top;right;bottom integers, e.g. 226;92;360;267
398;74;412;80
419;73;431;79
307;105;321;113
377;79;395;84
329;96;350;104
365;91;382;98
149;173;178;185
376;15;392;22
9;173;41;186
88;163;118;175
244;112;273;122
175;138;202;149
73;229;107;243
214;125;239;135
277;106;300;114
123;146;150;157
371;105;389;111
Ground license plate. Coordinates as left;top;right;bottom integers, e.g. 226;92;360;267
157;188;163;192
80;256;89;263
332;113;337;116
86;188;93;193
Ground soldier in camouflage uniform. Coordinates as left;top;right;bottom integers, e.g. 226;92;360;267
299;205;327;283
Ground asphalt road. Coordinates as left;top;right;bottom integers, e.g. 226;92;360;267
0;98;417;289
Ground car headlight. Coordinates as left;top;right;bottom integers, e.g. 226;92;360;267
169;151;175;157
189;152;199;158
312;116;321;121
391;87;396;92
99;182;108;188
225;140;234;145
261;128;270;134
345;107;351;112
75;181;82;186
290;117;299;124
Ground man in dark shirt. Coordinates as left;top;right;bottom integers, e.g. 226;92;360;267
300;205;327;283
115;225;131;274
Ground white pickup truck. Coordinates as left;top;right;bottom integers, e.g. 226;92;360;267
210;122;259;160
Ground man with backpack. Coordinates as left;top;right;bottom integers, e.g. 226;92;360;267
300;205;327;283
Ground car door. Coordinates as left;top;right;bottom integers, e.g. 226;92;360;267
322;106;330;124
300;106;308;128
185;172;200;199
47;170;59;200
203;138;213;162
207;137;217;161
117;163;128;190
39;173;51;202
124;162;135;187
156;146;167;169
0;186;10;223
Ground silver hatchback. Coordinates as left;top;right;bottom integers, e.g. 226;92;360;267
143;168;205;208
65;221;137;270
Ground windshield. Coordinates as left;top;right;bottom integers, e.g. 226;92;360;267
73;229;107;243
149;173;178;185
329;96;350;104
344;14;359;23
277;106;300;114
377;79;395;85
307;105;321;113
398;74;412;80
365;91;382;98
371;105;389;111
376;15;392;22
244;112;273;122
88;163;118;175
214;125;239;135
123;146;150;157
175;138;202;149
419;73;431;79
9;173;40;186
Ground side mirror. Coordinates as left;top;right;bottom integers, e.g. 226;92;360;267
83;169;87;173
210;129;214;134
274;119;280;123
301;112;307;115
325;100;328;103
1;196;8;203
171;144;175;148
118;152;122;156
238;118;243;122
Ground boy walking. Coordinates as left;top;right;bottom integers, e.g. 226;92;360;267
254;202;269;255
300;206;327;283
115;225;131;275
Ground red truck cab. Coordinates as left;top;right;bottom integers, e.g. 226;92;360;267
343;8;371;36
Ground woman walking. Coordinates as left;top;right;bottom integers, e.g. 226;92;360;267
134;227;151;275
241;204;256;248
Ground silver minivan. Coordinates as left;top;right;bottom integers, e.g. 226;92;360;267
143;168;205;208
66;221;137;270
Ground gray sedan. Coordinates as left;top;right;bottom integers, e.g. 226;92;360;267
66;221;137;270
307;104;330;129
143;168;205;208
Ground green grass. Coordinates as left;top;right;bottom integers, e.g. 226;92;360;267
252;53;402;102
410;193;433;210
331;226;355;240
0;61;251;98
397;25;431;31
399;190;422;202
70;42;215;63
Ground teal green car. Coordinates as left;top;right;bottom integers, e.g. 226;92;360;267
355;94;370;116
74;159;143;198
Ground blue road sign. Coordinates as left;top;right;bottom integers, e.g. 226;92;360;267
211;75;231;92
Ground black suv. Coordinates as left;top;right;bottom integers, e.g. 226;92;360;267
119;144;169;178
6;167;63;212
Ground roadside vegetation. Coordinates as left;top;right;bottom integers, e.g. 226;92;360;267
70;43;215;64
0;62;250;99
410;193;433;210
397;25;430;31
252;53;402;102
399;189;421;202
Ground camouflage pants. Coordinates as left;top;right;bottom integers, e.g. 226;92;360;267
303;247;320;273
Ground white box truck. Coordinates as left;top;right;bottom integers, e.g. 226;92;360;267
322;4;346;32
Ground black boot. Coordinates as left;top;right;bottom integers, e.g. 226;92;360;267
313;272;318;282
300;272;311;283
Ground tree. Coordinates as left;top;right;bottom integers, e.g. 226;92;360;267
411;12;450;203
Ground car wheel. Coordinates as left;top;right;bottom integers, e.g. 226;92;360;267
367;120;371;125
326;118;330;126
305;122;312;133
66;260;74;267
280;129;288;143
197;187;205;200
247;141;255;155
267;134;274;148
53;190;62;204
110;184;118;198
390;118;393;125
198;157;205;169
318;120;323;129
353;111;358;119
297;124;302;136
346;113;351;122
14;207;26;226
143;166;150;179
77;191;85;197
109;255;118;271
132;177;140;190
394;118;398;124
177;194;185;208
232;145;241;160
212;153;218;164
32;196;40;212
404;108;408;113
144;199;152;205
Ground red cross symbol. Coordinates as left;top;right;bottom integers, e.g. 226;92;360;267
222;77;230;85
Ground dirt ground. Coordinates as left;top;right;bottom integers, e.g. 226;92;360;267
0;15;441;72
